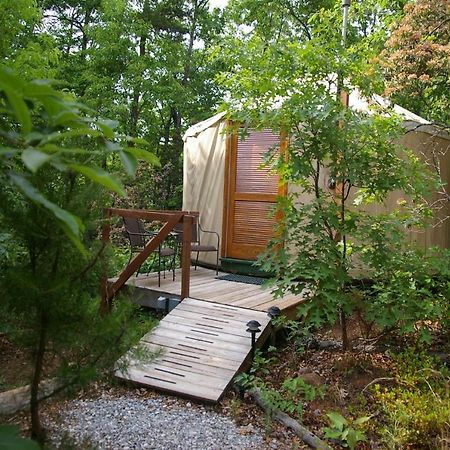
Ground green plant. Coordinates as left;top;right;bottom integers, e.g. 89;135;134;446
227;397;243;421
0;67;159;444
323;411;370;449
262;376;326;418
0;425;39;450
219;0;440;351
372;349;450;449
234;347;278;389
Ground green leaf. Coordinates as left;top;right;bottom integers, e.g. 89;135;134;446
0;67;31;133
69;164;125;196
23;80;55;98
346;429;366;450
353;416;371;426
0;148;19;158
105;140;122;151
9;173;84;247
40;127;103;144
326;411;347;431
126;147;160;167
322;428;343;440
0;425;40;450
119;150;138;176
97;119;118;139
127;136;150;146
22;148;51;172
52;110;84;126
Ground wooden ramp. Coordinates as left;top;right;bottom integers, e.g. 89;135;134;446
116;297;271;403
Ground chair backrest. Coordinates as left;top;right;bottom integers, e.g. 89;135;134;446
173;216;199;243
123;217;147;248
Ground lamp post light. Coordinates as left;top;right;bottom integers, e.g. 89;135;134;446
246;320;261;359
267;306;281;346
267;306;281;320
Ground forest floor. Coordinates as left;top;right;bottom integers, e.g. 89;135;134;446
1;316;449;449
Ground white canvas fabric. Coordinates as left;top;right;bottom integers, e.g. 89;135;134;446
183;117;226;265
182;98;450;265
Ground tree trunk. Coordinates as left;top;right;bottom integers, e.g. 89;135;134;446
340;309;349;351
129;35;146;137
30;312;48;443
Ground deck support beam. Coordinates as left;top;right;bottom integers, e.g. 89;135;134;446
100;209;196;312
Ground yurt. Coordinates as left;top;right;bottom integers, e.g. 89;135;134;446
182;94;450;273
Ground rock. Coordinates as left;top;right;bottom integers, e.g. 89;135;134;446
297;372;325;387
0;378;61;415
43;394;277;449
239;423;256;435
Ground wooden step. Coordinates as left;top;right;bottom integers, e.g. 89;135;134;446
116;297;271;402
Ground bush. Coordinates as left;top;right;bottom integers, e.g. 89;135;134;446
373;350;450;448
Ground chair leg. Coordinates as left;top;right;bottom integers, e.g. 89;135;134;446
172;252;176;281
158;250;161;287
195;252;199;270
128;251;140;277
216;250;219;276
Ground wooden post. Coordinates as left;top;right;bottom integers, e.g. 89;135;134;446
181;215;193;300
100;209;112;314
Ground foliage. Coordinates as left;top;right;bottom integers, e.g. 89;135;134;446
0;425;40;450
41;0;224;210
0;66;158;249
379;0;450;124
372;349;450;448
218;0;441;348
235;348;324;419
234;347;278;387
363;247;450;342
322;412;370;450
0;67;159;443
260;377;325;418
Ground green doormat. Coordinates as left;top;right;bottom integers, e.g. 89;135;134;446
216;274;266;286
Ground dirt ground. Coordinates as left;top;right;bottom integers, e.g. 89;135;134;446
1;315;448;450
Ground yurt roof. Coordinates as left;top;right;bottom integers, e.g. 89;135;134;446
184;93;449;141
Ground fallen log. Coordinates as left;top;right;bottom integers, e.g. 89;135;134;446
248;387;332;450
0;379;60;415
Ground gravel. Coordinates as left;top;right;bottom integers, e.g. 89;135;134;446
45;393;277;449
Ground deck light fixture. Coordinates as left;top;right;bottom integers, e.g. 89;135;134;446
267;306;281;319
246;320;262;359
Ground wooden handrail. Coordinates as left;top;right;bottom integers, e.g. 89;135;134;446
100;208;196;313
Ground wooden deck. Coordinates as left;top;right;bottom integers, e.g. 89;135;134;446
116;297;271;402
116;266;304;317
114;267;305;402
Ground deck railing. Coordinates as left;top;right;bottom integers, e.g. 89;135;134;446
100;208;197;313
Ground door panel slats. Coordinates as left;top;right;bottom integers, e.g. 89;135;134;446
225;129;282;260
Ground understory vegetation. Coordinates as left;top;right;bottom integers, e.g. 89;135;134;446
1;0;449;449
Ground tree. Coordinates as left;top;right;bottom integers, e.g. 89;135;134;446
217;0;444;348
0;67;158;442
379;0;450;124
37;0;225;209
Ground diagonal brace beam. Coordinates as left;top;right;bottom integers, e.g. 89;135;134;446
107;213;183;302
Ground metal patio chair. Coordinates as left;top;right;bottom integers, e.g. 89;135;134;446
123;217;176;286
174;216;220;275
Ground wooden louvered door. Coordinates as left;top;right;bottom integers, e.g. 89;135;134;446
224;129;285;260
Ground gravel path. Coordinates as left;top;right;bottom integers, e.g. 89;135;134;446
46;393;279;449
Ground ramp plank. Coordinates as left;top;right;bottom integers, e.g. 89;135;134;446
116;297;271;402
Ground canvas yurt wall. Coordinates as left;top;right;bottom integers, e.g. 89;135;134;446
183;113;227;266
183;108;450;268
